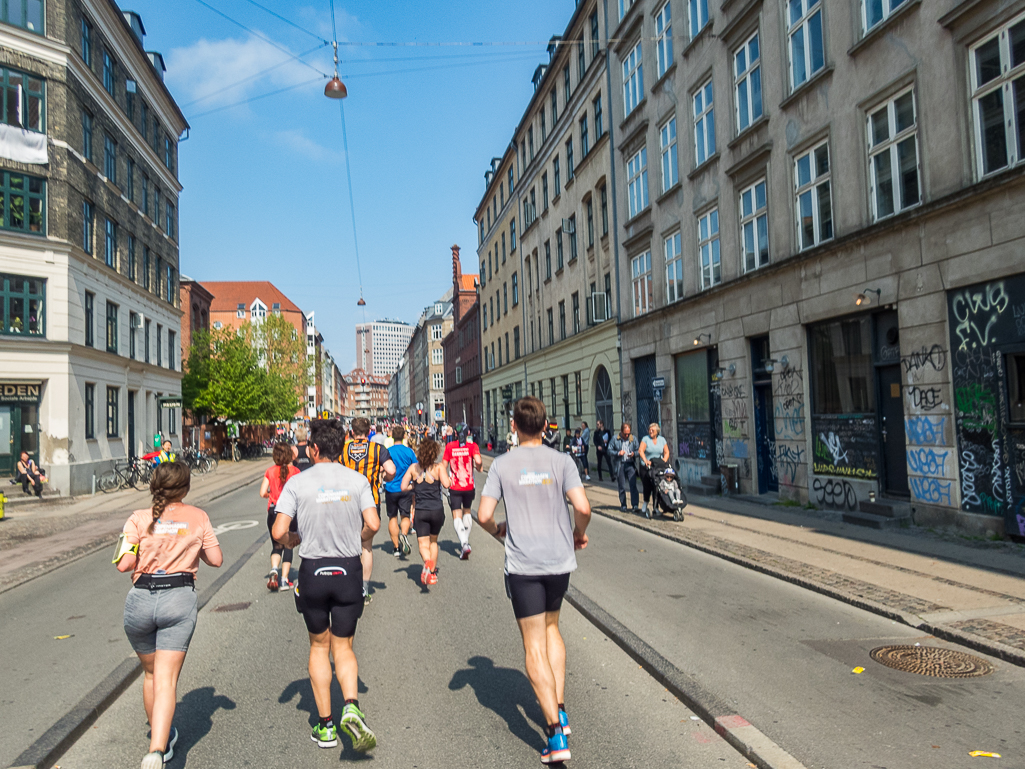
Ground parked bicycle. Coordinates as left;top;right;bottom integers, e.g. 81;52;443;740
97;456;149;493
179;447;216;475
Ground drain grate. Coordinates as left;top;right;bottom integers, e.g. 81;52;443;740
869;645;994;678
212;602;251;613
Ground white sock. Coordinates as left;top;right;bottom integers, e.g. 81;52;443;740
462;513;473;542
452;517;468;548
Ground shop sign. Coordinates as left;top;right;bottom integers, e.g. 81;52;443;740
158;397;183;409
0;383;42;403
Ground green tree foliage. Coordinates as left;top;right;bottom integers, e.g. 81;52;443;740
181;329;212;417
252;313;311;421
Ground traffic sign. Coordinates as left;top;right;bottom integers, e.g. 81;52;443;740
651;376;665;389
653;388;663;402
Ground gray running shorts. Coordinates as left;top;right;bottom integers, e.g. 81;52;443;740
123;585;198;655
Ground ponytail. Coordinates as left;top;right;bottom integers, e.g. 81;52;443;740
147;462;191;533
272;442;292;483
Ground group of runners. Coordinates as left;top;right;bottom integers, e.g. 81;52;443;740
114;397;590;767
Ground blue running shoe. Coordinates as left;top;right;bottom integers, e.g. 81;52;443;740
559;710;571;736
541;731;570;764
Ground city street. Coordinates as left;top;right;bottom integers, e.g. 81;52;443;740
3;467;1022;768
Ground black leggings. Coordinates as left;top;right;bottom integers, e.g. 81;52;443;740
267;507;297;562
640;466;655;503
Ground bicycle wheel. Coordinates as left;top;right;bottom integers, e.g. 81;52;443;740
129;467;148;490
97;470;120;493
199;456;213;474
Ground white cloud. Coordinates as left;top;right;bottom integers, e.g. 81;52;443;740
271;129;346;163
166;34;326;111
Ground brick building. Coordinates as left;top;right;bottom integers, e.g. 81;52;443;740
178;275;211;354
442;245;482;436
342;368;389;420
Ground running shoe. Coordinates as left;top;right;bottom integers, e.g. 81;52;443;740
311;722;339;748
279;579;294;592
392;547;402;558
399;533;412;556
559;710;571;736
266;570;279;591
459;544;472;561
541;732;570;764
363;588;373;606
140;751;164;769
163;726;178;762
421;560;434;586
427;570;438;585
340;703;377;753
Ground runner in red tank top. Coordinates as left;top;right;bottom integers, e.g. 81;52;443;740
442;426;483;560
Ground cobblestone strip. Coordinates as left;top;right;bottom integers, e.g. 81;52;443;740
948;618;1025;652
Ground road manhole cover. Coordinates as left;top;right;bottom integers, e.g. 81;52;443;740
212;602;251;613
869;645;994;678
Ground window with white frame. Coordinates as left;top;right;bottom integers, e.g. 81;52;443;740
734;32;762;132
431;323;443;340
689;0;709;38
795;141;833;250
432;372;444;390
431;348;443;365
623;42;644;115
627;147;649;218
970;14;1025;177
660;116;678;192
867;88;920;221
694;79;716;165
788;0;825;90
665;232;683;303
619;0;636;21
862;0;908;34
631;251;653;316
656;2;674;78
740;179;769;272
698;209;721;288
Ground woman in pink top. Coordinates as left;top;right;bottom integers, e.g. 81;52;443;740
117;462;222;769
260;443;301;591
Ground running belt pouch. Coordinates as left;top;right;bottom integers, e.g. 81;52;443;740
112;533;138;564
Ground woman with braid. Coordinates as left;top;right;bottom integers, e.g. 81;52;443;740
260;443;301;591
115;462;223;769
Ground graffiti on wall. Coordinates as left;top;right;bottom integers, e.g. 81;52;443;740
771;367;805;491
812;477;857;511
811;415;879;478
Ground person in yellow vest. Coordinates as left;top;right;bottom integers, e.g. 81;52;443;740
155;440;176;466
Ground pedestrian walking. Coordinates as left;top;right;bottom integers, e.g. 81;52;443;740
442;426;483;560
383;426;416;559
271;419;380;753
609;423;640;511
260;442;301;591
592;421;613;482
578;422;591;480
400;439;452;586
639;423;670;516
115;462;223;769
477;397;591;764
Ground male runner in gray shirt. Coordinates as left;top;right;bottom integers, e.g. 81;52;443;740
273;419;380;754
477;396;591;765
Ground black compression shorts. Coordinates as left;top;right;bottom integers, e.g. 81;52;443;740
385;490;413;518
413;507;445;538
505;572;571;619
448;489;476;511
294;556;363;637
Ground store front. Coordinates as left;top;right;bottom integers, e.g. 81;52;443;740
0;382;42;477
674;349;719;489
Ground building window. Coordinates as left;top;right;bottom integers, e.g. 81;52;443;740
578;40;586;80
547;308;554;345
566;138;575;179
631;251;653;316
508;166;514;193
594;94;604;138
557;231;564;270
85;383;95;438
431;324;443;341
568;215;578;260
627;147;649;218
619;0;636;21
102;50;115;96
623;42;644;115
512;272;519;306
591;10;600;58
600;185;609;235
104;218;117;268
455;365;463;384
514;326;521;359
665;232;683;303
694;79;715;165
0;273;44;335
788;0;825;90
740;179;769;272
503;283;508;315
575;372;583;416
970;15;1025;177
126;157;134;201
0;67;44;132
105;301;118;353
480;260;487;288
106;386;120;437
810;316;874;414
165;201;175;239
698;208;721;289
660;116;678;192
656;2;674;78
528;126;534;161
545;241;552;280
169;406;177;435
168;331;176;370
166;265;174;304
542;172;549;210
572;292;580;334
1;171;45;235
82;201;94;253
868;88;920;221
541;107;547;143
564;64;571;102
81;18;92;64
510;219;516;251
129;312;137;359
580;115;589;156
587;200;595;247
689;0;709;38
144;318;150;362
551;89;558;126
156;324;162;367
432;347;443;365
82;111;93;162
559;301;567;340
84;291;94;347
554;156;561;195
795;141;833;250
141;102;148;141
165;137;173;170
734;32;763;132
143;247;151;291
862;0;908;34
142;175;149;218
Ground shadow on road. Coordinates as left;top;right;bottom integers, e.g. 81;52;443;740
171;686;236;762
279;678;373;761
395;564;429;593
438;540;462;559
448;656;545;750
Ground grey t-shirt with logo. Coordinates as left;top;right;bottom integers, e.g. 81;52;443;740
274;462;376;560
481;445;583;576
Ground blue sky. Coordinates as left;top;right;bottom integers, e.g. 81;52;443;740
128;0;573;370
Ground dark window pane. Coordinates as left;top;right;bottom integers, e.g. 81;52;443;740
811;318;875;414
675;350;709;421
975;37;1002;87
1010;20;1025;69
979;88;1008;174
897;137;919;208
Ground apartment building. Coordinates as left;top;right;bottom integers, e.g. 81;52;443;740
408;292;454;425
476;0;623;446
342;368;389;419
356;318;414;377
0;1;186;494
442;245;483;435
608;0;1025;534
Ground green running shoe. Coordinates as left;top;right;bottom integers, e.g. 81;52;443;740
340;703;377;753
311;722;338;748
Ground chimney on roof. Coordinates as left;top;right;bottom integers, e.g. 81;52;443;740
451;245;461;285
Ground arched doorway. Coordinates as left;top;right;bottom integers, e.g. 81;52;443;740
594;365;613;430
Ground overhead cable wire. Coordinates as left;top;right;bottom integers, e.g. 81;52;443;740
181;43;328;107
240;0;330;43
189;76;323;118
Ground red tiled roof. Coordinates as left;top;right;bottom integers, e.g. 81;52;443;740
203;281;304;315
459;274;479;291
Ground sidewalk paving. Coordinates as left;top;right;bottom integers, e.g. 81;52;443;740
0;458;268;594
480;454;1025;666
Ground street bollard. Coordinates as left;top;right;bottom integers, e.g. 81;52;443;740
92;474;96;495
